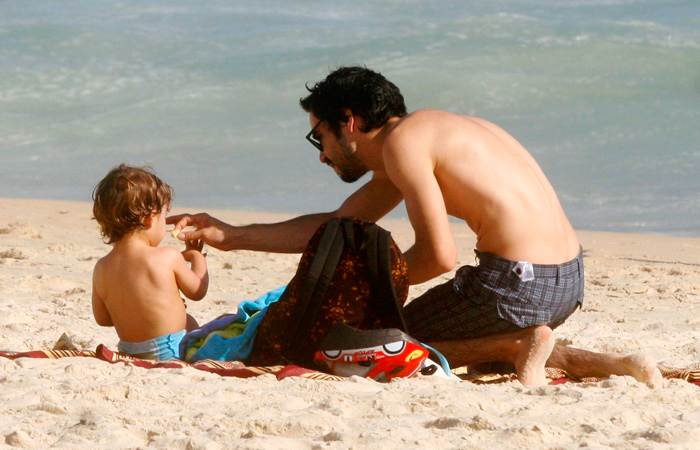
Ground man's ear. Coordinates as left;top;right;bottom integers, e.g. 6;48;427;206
341;108;356;133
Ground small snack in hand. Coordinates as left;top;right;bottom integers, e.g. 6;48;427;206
171;228;181;239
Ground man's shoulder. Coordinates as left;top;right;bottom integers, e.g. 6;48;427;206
392;109;441;128
383;110;452;158
398;109;463;122
387;110;467;140
384;111;428;148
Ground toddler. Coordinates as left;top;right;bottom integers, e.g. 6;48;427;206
91;164;208;360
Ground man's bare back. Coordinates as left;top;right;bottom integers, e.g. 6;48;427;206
384;109;580;265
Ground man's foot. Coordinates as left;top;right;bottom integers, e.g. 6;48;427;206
513;325;555;387
618;353;663;387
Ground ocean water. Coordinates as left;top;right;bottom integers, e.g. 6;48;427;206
1;0;699;237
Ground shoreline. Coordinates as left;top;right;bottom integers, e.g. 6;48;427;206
5;194;699;240
2;197;700;449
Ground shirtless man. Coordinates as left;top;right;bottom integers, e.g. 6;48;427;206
169;66;661;387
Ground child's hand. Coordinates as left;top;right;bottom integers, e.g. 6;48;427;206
182;239;206;261
185;239;204;252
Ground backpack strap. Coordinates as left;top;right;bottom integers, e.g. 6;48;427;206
342;217;356;250
282;218;345;360
361;223;407;331
375;226;408;331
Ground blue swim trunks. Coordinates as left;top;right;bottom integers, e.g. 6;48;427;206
117;329;186;361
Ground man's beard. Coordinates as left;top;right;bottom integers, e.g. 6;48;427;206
332;138;369;183
337;157;369;183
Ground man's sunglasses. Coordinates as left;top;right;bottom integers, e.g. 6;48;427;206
305;120;323;152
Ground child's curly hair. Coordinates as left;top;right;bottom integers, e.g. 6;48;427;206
92;164;173;244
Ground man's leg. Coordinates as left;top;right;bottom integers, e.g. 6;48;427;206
429;328;662;386
546;344;662;386
428;325;555;387
406;265;662;387
405;279;557;386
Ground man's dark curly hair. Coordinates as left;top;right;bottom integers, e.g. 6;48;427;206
92;164;172;244
299;66;407;136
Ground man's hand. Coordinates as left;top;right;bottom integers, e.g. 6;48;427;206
167;213;232;251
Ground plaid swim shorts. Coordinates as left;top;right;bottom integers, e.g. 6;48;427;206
403;249;584;341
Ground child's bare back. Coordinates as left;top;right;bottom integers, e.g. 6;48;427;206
93;242;199;341
91;165;208;360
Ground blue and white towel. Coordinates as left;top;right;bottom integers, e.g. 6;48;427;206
180;286;285;362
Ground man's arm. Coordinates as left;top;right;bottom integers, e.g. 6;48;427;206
167;174;403;253
168;211;335;253
382;135;458;285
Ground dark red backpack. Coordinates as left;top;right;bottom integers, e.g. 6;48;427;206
247;217;409;369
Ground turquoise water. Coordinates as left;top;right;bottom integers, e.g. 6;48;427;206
1;1;699;236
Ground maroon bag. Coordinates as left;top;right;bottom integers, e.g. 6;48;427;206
248;218;409;369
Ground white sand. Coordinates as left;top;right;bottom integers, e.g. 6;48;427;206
1;198;699;449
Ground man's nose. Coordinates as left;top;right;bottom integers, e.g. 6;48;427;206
319;152;328;164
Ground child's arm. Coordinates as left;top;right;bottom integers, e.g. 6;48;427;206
91;269;113;327
171;241;209;301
